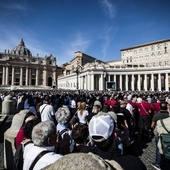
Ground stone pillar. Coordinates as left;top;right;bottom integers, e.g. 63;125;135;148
144;74;147;91
131;74;134;91
85;75;87;90
29;68;32;85
138;74;141;91
114;74;116;89
158;73;161;91
4;110;30;169
100;74;104;90
119;75;122;91
12;67;15;85
126;74;128;91
151;74;154;91
87;73;91;90
6;66;9;86
114;74;116;82
43;67;47;86
2;66;6;85
20;67;23;86
91;73;94;91
36;69;39;86
81;76;84;90
165;73;169;91
108;75;110;82
2;95;16;115
26;67;28;86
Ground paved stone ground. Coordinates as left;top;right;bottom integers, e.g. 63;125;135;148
0;122;156;170
137;139;156;170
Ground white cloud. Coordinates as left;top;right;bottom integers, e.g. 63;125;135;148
99;25;119;60
100;0;116;19
54;33;92;66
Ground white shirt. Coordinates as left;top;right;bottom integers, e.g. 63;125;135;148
77;110;89;124
126;103;133;116
39;104;55;122
23;145;62;170
70;100;76;108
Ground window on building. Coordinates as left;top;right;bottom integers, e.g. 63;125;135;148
49;61;52;64
157;44;160;50
139;49;143;53
32;58;36;62
31;68;36;75
145;47;148;52
15;67;20;73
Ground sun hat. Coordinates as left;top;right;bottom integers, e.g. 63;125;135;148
89;112;115;142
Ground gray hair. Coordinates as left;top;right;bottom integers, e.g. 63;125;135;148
42;152;123;170
55;106;71;124
32;120;56;146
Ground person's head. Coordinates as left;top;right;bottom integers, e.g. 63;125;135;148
120;100;127;108
96;96;100;101
44;96;50;104
137;97;142;103
112;103;120;113
92;105;101;114
102;104;109;112
72;124;89;144
55;106;71;124
42;152;123;170
80;102;86;110
77;102;81;110
88;112;115;151
79;102;86;115
160;101;168;111
23;117;41;139
22;111;35;127
32;120;56;147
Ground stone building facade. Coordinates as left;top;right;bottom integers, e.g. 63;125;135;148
58;39;170;91
0;39;57;90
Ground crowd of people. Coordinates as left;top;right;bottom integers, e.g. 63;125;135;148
1;90;170;170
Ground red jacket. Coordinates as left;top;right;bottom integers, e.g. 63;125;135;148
137;101;151;116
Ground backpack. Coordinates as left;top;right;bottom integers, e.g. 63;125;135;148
160;119;170;160
13;141;33;170
56;129;71;155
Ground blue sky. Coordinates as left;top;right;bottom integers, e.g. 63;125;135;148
0;0;170;66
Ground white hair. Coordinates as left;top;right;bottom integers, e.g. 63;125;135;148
137;97;142;103
55;106;71;124
32;120;56;146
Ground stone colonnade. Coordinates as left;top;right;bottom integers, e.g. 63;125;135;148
77;72;170;91
1;66;39;86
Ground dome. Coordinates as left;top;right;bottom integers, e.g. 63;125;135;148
11;38;32;57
